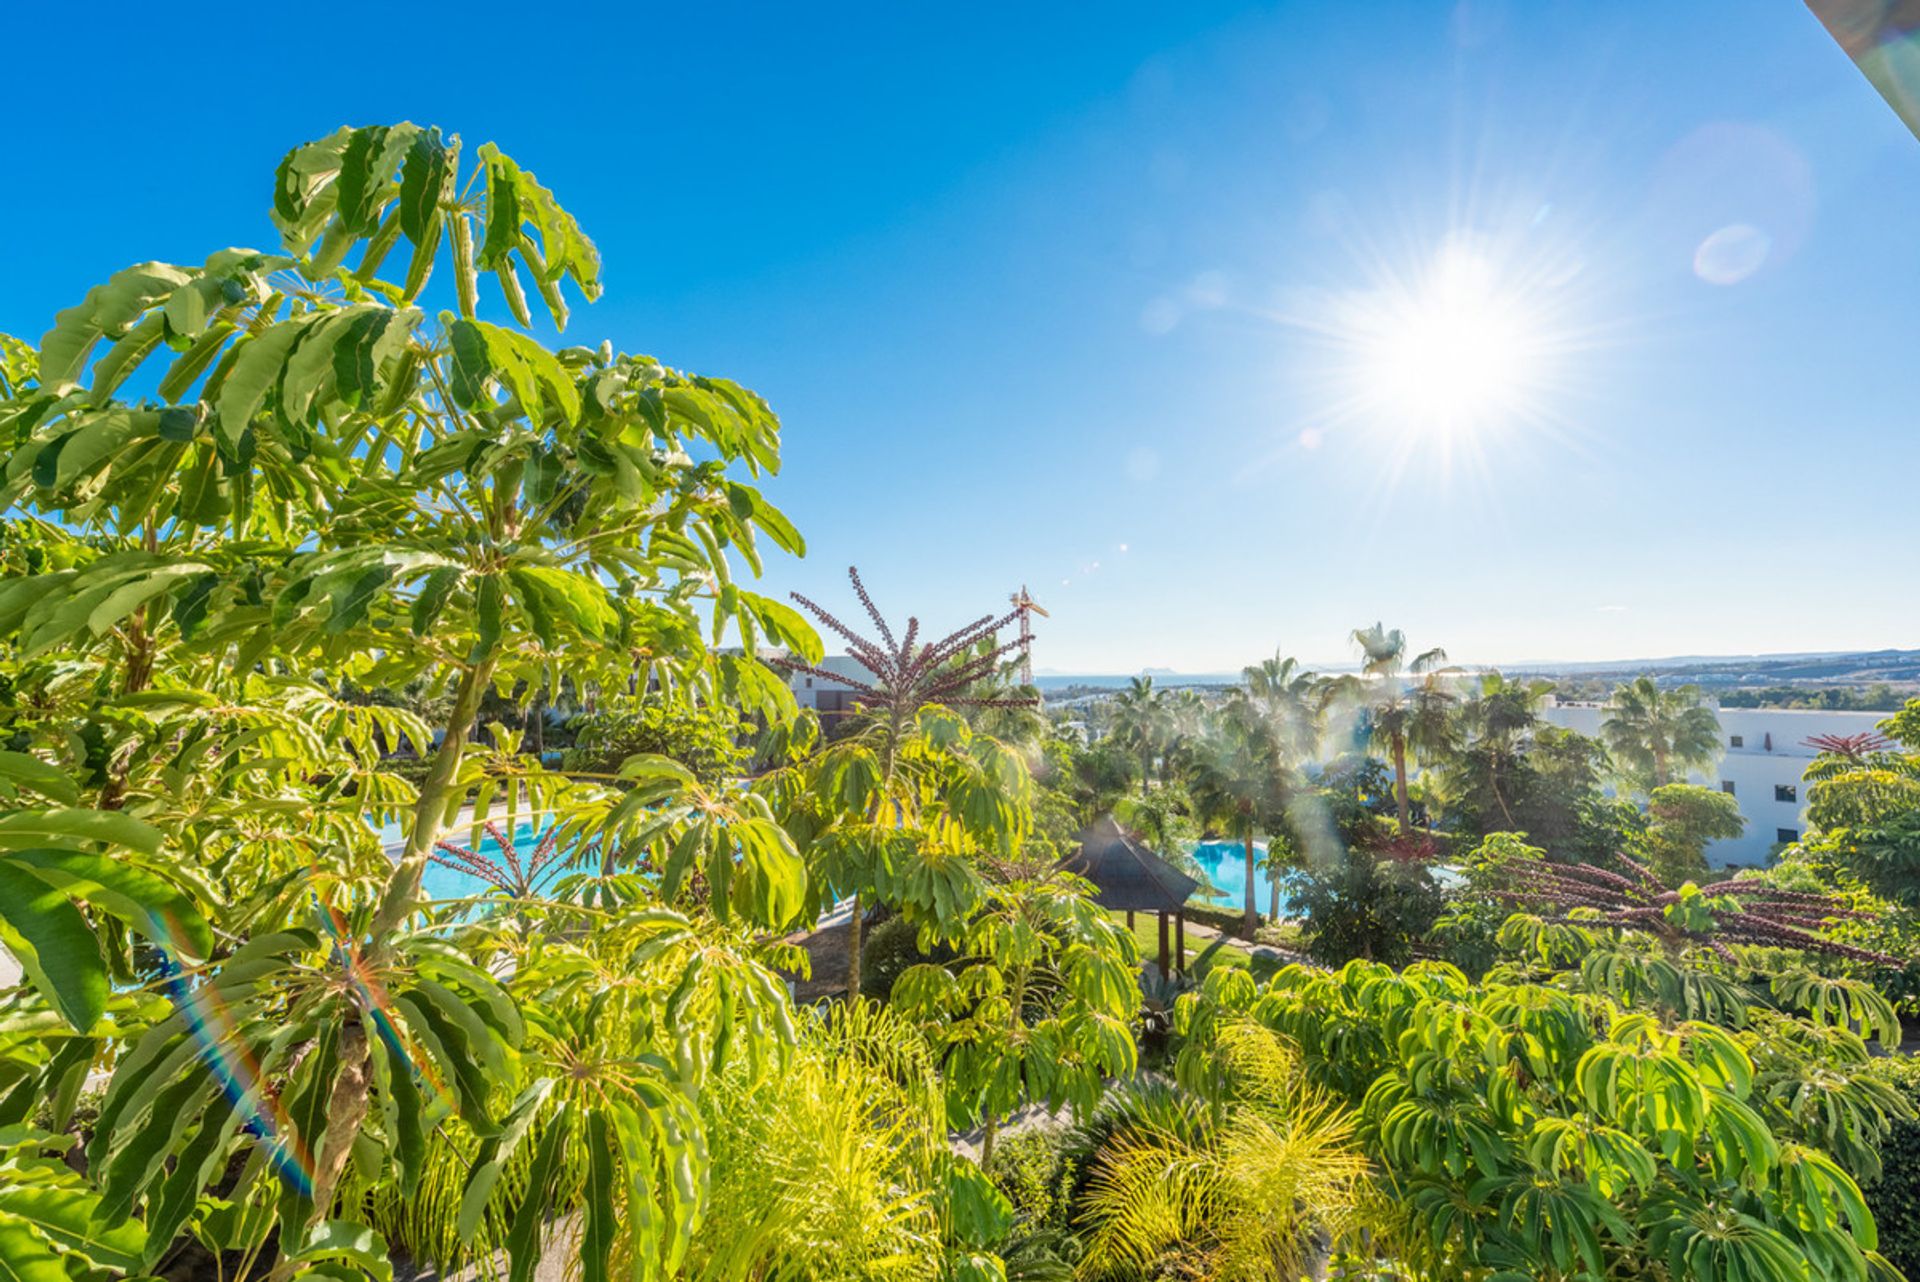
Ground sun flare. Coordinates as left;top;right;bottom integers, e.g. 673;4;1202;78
1357;245;1541;438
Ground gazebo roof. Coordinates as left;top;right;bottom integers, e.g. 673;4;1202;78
1060;814;1200;914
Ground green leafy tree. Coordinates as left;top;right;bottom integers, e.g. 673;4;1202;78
0;122;814;1279
1179;957;1902;1282
1109;675;1170;797
560;696;747;784
1638;782;1747;884
1795;704;1920;909
1806;735;1920;832
1284;844;1443;966
1446;722;1639;864
1455;670;1554;829
892;871;1139;1164
770;567;1039;999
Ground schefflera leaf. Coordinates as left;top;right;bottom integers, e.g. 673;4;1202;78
0;807;211;1031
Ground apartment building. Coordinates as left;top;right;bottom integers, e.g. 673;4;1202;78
1538;699;1890;867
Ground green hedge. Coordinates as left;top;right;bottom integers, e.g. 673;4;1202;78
1867;1053;1920;1277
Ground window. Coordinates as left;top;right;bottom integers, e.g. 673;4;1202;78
1777;828;1799;844
804;677;813;688
1729;735;1744;748
1720;780;1735;795
1774;784;1797;803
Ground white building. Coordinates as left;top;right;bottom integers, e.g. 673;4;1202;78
1538;699;1890;868
783;654;872;726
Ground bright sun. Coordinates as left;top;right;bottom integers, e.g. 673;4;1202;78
1359;246;1539;437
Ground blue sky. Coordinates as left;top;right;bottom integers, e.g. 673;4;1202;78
5;2;1917;672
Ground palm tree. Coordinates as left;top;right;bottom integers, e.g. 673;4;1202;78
1240;651;1326;761
1183;699;1294;934
1600;676;1722;792
1163;686;1210;779
1459;671;1555;827
1112;675;1169;796
1340;623;1458;835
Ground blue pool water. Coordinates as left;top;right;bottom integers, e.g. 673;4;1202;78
378;819;567;901
1189;840;1293;916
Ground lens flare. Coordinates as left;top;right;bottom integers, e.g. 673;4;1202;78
1359;245;1538;436
1255;209;1602;504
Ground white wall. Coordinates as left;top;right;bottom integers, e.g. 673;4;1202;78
784;654;871;711
1539;700;1889;867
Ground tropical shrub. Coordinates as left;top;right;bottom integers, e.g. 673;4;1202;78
859;912;957;1002
1081;1013;1370;1280
1177;958;1901;1282
983;1125;1076;1233
690;1000;996;1280
1285;850;1444;967
1636;782;1747;884
561;698;748;783
892;871;1140;1161
1863;1053;1920;1280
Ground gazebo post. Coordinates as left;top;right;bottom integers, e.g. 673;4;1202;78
1175;911;1186;975
1063;816;1202;980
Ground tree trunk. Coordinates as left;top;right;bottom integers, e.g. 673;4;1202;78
372;658;496;942
300;657;494;1275
1392;735;1411;834
846;891;863;1001
268;1017;371;1281
1242;819;1258;936
1490;754;1516;828
1269;866;1282;921
1653;745;1669;789
98;605;156;811
852;711;905;1003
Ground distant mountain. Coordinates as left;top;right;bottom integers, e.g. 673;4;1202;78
1501;648;1920;689
1034;649;1920;698
1033;672;1238;693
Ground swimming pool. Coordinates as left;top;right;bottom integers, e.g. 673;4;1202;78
378;818;570;901
1188;840;1292;916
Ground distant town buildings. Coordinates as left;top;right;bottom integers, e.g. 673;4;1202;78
1538;699;1888;867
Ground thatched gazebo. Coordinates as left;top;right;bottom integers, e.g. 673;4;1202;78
1060;814;1200;976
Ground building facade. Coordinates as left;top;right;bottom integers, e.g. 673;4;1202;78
783;654;873;732
1537;699;1890;868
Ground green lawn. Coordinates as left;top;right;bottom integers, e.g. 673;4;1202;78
1108;911;1289;983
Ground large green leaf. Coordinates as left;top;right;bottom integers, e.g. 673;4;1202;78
38;262;193;390
5;847;212;960
456;1079;553;1244
0;756;77;807
0;1185;145;1272
0;1216;69;1282
0;809;163;856
0;863;105;1032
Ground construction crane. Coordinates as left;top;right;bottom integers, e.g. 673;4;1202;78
1009;585;1048;686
